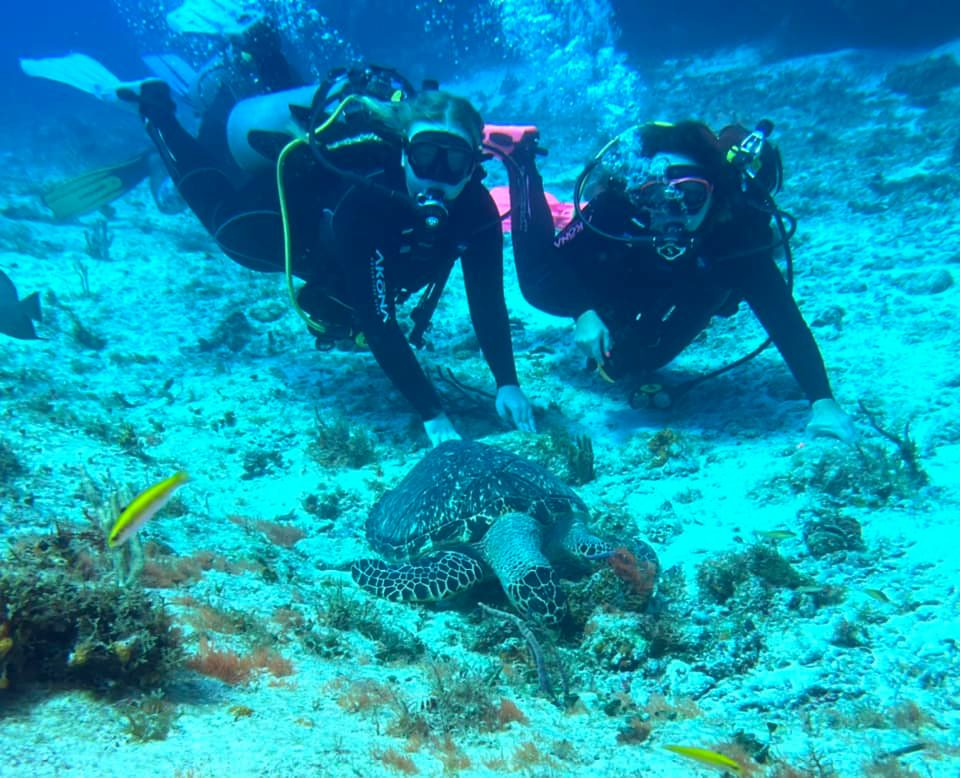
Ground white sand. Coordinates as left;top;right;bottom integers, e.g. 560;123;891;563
1;43;958;778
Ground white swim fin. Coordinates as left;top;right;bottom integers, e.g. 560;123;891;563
142;53;198;98
166;0;262;36
142;52;203;112
19;53;143;102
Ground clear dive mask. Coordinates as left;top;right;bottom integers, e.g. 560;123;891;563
573;126;714;259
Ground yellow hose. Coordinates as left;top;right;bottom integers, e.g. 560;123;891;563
275;95;361;333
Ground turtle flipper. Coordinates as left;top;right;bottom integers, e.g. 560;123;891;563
481;512;566;626
351;551;485;603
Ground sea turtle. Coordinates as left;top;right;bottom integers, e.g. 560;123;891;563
351;440;658;625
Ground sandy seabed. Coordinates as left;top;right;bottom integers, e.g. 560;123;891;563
1;41;959;778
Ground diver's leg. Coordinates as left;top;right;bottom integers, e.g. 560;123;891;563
484;127;554;247
641;309;711;370
195;85;245;177
120;80;238;232
239;20;300;93
120;81;287;273
612;294;732;375
485;127;590;315
208;179;286;273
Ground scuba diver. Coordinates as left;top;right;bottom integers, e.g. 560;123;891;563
487;120;856;443
116;26;536;446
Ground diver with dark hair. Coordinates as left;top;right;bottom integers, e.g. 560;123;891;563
487;120;856;442
117;26;536;445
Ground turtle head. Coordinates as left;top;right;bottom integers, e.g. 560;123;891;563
505;565;567;626
481;512;568;627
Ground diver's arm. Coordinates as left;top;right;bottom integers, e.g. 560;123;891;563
360;307;445;420
344;260;445;420
331;196;445;420
460;188;520;389
736;253;833;402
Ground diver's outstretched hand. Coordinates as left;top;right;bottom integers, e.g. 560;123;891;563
424;413;462;447
575;309;613;367
495;385;536;434
806;398;858;445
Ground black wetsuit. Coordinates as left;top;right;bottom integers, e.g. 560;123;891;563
142;102;518;421
506;157;833;402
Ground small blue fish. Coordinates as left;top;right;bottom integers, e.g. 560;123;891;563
0;269;42;340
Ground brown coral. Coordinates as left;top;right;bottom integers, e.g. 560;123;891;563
802;515;864;557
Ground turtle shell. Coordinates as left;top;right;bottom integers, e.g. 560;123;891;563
366;440;588;560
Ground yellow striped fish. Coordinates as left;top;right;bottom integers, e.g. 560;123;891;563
663;744;743;774
107;471;190;547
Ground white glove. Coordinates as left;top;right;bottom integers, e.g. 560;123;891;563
806;398;858;445
423;413;462;447
495;385;537;433
574;309;613;365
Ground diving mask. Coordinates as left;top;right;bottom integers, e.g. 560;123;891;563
631;167;713;224
629;161;713;258
406;131;476;184
402;127;478;231
403;129;477;203
574;127;715;258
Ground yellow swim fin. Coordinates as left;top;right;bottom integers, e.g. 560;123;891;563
42;151;153;220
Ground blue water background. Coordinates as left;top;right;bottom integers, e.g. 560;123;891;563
5;1;960;129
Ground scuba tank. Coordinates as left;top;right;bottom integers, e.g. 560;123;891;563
225;65;419;175
226;85;318;174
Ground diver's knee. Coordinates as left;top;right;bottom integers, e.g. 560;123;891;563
212;211;285;271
